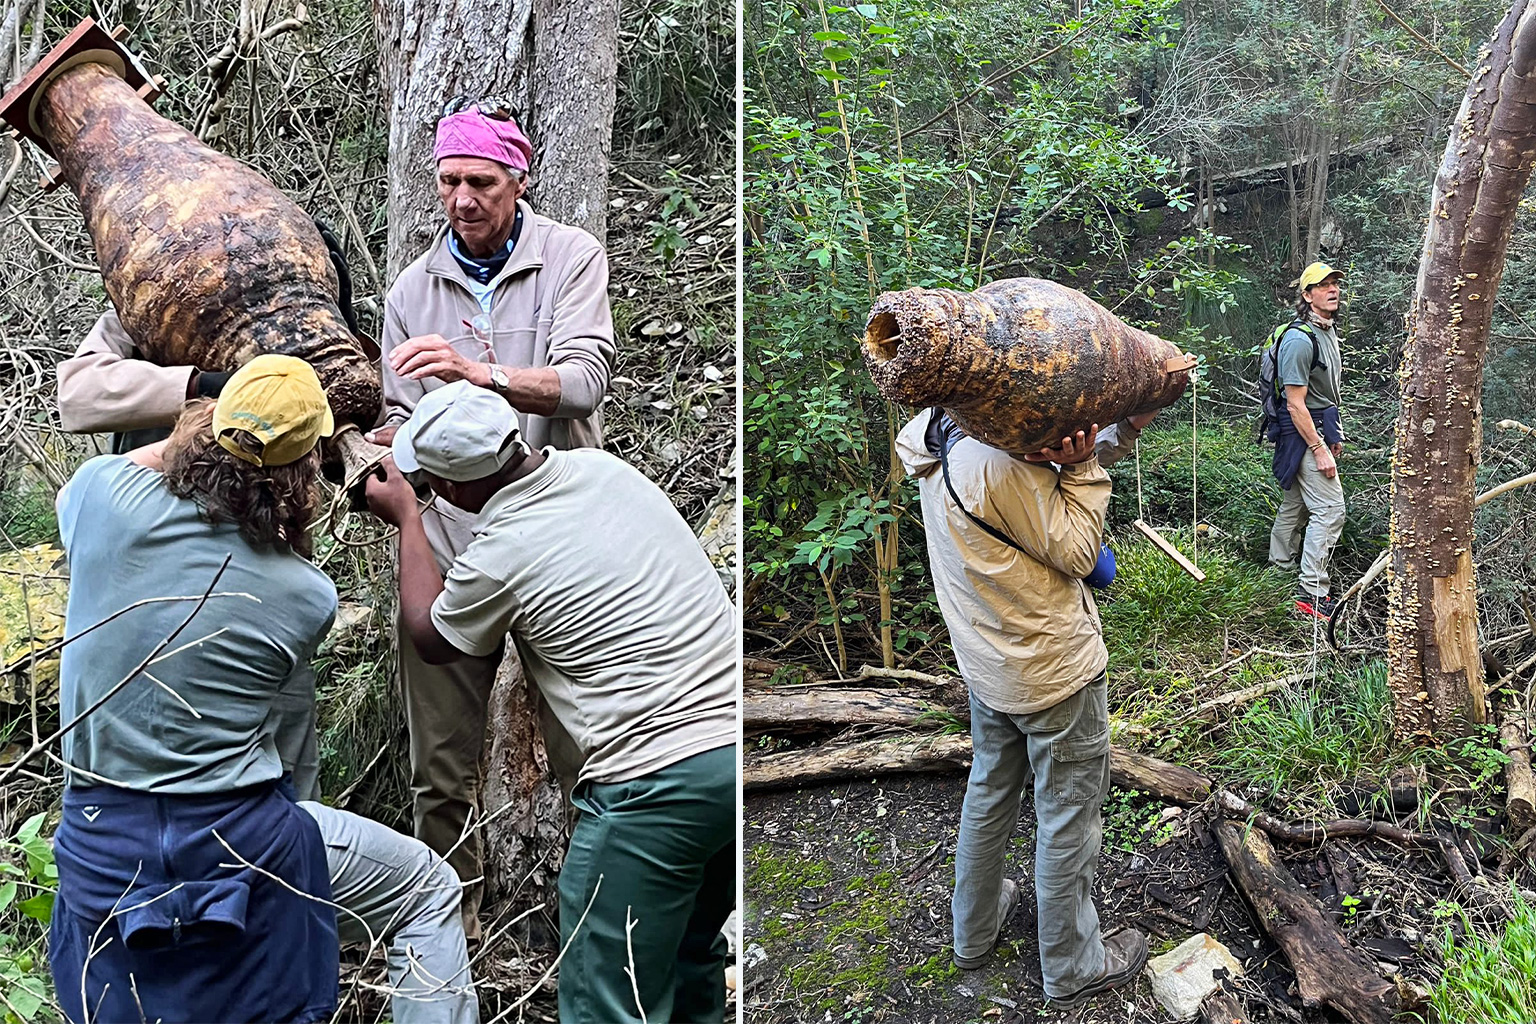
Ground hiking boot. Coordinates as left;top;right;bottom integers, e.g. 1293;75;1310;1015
1294;588;1337;620
1046;928;1149;1008
953;878;1022;969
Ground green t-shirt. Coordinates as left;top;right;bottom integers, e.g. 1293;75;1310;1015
1276;322;1342;410
56;456;337;792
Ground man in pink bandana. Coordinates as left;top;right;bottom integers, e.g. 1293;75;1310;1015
366;99;616;945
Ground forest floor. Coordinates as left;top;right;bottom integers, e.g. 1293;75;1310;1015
744;769;1486;1023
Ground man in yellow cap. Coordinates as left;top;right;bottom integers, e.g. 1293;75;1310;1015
48;356;478;1024
1267;261;1347;618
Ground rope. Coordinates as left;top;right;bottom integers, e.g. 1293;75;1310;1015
1190;362;1198;568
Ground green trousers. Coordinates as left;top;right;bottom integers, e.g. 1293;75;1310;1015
559;744;737;1023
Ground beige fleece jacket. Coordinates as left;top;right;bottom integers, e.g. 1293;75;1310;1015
380;200;615;451
896;412;1112;714
56;311;195;432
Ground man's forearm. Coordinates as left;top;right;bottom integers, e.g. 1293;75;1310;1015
1285;392;1324;450
397;513;457;663
480;364;561;417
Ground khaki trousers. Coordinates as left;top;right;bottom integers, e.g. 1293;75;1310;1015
1269;454;1347;596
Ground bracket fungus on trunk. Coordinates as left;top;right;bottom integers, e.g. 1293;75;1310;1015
862;277;1193;453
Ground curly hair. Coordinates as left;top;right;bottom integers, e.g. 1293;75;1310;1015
161;399;322;558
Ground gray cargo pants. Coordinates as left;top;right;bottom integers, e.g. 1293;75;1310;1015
1269;455;1346;596
953;674;1110;998
301;801;478;1024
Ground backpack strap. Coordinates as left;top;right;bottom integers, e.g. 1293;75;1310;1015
929;409;1029;554
1271;320;1324;398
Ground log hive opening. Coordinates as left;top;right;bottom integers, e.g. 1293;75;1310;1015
863;311;902;364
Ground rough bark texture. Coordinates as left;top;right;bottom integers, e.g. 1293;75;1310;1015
1388;1;1536;738
373;0;616;281
30;61;380;428
743;686;945;732
862;278;1191;452
1213;822;1400;1024
1500;713;1536;832
743;728;1212;806
373;0;617;931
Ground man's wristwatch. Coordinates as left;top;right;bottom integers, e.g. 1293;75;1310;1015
487;364;510;395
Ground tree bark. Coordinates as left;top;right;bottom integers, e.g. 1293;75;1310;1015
373;0;617;941
742;729;1213;806
1500;712;1536;832
1303;13;1356;265
1213;821;1400;1024
744;686;945;732
1388;0;1536;738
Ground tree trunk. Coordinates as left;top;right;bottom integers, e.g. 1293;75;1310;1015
1304;14;1356;264
373;0;618;941
1388;0;1536;739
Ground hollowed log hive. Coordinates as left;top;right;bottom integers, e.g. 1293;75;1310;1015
2;22;383;472
863;278;1191;452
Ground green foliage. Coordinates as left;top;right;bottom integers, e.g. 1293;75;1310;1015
0;813;57;1021
1427;888;1536;1024
1102;788;1176;852
1208;661;1400;801
1099;528;1296;661
0;485;58;550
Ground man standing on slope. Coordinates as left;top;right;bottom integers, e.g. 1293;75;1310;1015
896;411;1150;1009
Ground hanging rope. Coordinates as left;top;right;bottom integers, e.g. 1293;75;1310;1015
1190;361;1199;568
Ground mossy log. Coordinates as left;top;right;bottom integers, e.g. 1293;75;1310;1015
862;278;1191;452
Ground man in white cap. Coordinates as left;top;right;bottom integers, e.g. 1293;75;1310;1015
365;381;736;1024
363;97;616;941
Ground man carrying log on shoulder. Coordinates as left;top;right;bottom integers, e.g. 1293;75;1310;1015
895;409;1151;1009
363;98;616;944
50;356;478;1024
1263;261;1347;620
365;381;736;1024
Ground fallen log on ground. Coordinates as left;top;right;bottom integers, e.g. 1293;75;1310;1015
1213;821;1400;1024
744;687;946;732
743;731;1211;805
1499;711;1536;833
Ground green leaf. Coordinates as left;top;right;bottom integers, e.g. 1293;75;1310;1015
854;3;878;16
821;45;854;61
0;880;13;913
812;30;847;41
17;891;53;923
14;814;44;844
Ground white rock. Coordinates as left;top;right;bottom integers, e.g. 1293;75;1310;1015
1143;933;1245;1021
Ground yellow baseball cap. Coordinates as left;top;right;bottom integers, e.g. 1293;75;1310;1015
1298;261;1344;291
212;354;335;467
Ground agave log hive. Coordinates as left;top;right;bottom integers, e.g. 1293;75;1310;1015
2;22;383;474
863;278;1192;452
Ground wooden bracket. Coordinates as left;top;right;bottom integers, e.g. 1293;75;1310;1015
1163;353;1199;373
1133;519;1206;581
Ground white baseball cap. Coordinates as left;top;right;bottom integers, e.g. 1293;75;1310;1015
392;380;526;481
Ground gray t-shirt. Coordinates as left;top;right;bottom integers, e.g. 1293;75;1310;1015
1277;322;1342;410
431;449;737;785
56;456;337;793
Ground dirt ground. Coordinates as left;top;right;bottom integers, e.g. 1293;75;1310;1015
743;771;1478;1024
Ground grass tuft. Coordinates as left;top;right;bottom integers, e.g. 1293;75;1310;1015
1428;888;1536;1023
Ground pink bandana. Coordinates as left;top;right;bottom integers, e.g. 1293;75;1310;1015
434;110;533;173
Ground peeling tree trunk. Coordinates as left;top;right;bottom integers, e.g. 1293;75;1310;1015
374;0;618;941
1304;13;1355;265
1388;0;1536;738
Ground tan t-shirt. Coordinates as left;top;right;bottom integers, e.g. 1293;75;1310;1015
430;449;737;784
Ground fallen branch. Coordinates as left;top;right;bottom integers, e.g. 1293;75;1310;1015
744;686;948;732
1500;711;1536;834
1215;820;1400;1024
